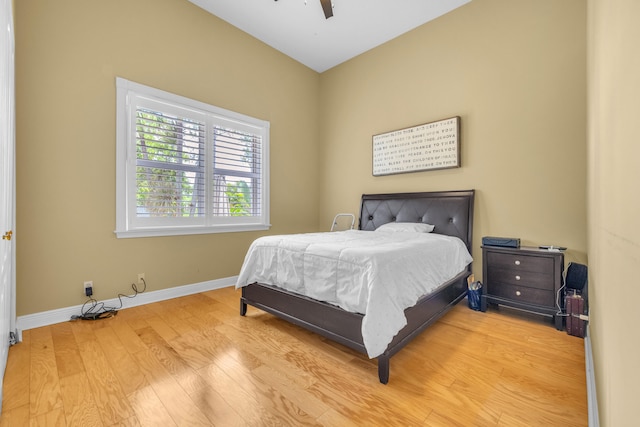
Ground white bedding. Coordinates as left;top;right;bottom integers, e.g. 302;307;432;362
236;229;472;358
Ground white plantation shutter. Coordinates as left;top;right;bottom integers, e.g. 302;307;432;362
213;126;262;217
115;78;270;238
135;106;207;220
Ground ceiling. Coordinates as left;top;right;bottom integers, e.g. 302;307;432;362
188;0;472;73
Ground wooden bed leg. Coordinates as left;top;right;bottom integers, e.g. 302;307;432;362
240;299;247;316
378;356;390;384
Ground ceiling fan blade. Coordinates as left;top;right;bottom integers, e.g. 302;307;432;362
320;0;333;19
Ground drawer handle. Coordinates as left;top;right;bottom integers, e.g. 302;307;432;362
515;260;521;265
516;291;521;296
515;275;521;280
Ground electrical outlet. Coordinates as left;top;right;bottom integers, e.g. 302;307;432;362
84;281;93;297
137;273;145;285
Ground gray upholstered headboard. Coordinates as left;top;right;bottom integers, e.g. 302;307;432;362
358;190;475;251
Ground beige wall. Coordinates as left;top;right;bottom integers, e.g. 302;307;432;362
318;0;587;276
588;0;640;424
15;0;321;315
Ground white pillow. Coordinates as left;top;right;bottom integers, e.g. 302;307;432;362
375;222;435;233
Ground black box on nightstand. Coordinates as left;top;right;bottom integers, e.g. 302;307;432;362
481;236;521;248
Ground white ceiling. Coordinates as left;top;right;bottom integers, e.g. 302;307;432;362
188;0;472;73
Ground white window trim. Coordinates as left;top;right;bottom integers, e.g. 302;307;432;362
115;77;270;238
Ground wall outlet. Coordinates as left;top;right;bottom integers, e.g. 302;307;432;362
137;273;145;285
84;281;93;297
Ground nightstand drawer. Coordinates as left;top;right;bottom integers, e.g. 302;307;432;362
486;251;554;273
489;282;555;307
486;266;553;291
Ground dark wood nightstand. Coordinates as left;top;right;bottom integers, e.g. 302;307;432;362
480;245;565;330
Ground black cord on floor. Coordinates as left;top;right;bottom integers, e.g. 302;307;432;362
71;278;147;321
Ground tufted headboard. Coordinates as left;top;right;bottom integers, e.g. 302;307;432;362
358;190;475;252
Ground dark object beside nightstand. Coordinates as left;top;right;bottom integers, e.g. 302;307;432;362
481;246;565;330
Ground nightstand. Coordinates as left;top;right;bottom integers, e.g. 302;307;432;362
480;246;564;330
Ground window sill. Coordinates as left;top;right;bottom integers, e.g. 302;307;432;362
114;224;271;239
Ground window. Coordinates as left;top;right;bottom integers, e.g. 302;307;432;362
115;78;270;238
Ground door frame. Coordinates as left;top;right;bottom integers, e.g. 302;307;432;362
0;0;17;415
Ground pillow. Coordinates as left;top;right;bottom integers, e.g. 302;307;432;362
375;222;435;233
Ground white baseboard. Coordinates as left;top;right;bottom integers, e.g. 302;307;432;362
585;325;599;427
15;276;238;337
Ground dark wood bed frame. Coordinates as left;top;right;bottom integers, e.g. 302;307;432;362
240;189;475;384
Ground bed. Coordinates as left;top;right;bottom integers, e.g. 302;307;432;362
237;189;475;384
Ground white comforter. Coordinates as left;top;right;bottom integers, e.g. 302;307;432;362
236;229;472;358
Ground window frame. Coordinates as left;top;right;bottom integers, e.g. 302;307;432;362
115;78;270;238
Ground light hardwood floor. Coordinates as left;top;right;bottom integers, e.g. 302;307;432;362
1;286;587;426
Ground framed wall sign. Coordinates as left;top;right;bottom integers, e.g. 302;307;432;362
372;116;460;176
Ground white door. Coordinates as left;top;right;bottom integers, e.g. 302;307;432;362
0;0;16;414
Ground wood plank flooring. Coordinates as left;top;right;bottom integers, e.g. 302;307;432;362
1;286;588;426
